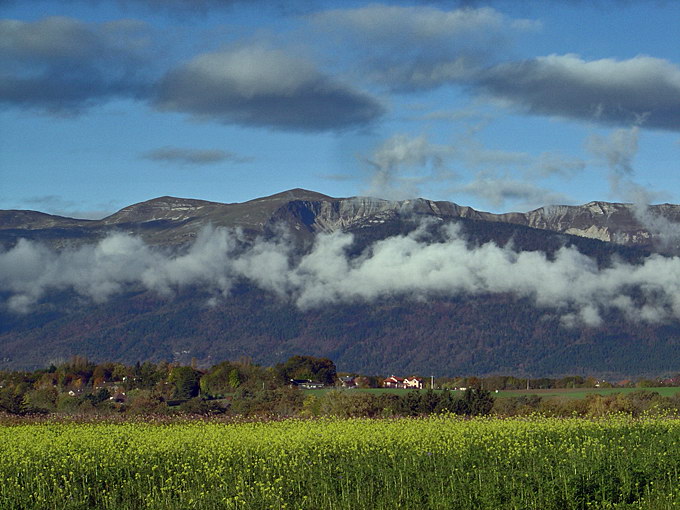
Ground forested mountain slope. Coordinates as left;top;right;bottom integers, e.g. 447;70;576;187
1;190;679;377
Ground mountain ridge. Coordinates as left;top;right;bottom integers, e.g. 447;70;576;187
2;189;679;252
1;188;679;376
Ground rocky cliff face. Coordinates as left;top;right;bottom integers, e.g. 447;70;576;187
2;189;680;252
274;195;680;252
516;201;680;250
3;189;680;375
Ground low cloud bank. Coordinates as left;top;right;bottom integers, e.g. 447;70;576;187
2;224;680;326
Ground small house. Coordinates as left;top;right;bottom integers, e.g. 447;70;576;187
339;376;356;388
383;376;405;388
404;376;424;389
290;379;324;389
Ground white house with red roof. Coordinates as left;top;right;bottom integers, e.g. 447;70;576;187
383;376;405;388
403;376;424;389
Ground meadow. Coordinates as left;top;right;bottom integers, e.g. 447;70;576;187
1;415;679;509
304;386;680;399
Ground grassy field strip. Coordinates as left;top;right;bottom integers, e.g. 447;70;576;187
304;387;680;399
497;387;680;399
1;416;680;509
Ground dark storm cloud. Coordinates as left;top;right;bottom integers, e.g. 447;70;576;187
0;16;152;114
478;54;680;132
154;44;385;132
141;147;252;166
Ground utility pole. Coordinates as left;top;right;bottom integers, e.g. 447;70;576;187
431;375;434;390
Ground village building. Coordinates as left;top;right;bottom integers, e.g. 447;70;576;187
289;379;325;389
383;375;426;389
404;376;424;389
338;376;356;388
383;376;405;388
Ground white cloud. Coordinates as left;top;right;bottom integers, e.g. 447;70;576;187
529;152;586;179
584;125;680;250
587;126;639;178
362;130;584;210
458;177;570;210
364;134;454;199
4;224;680;327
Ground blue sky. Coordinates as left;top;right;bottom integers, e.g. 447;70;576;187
1;0;679;219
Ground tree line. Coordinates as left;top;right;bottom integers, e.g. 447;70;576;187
1;355;678;419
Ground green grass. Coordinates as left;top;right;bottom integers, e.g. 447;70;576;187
304;387;411;397
496;386;680;399
2;416;680;509
305;386;680;399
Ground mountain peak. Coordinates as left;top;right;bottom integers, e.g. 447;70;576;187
249;188;335;203
3;189;680;252
101;196;224;225
0;210;90;230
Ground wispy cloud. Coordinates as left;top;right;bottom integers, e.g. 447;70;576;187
141;146;252;166
318;173;355;182
361;130;583;210
457;176;571;211
585;125;680;251
14;195;116;219
310;4;537;92
363;134;455;200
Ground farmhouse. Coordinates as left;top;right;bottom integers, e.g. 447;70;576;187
383;376;405;388
289;379;324;389
404;376;424;389
383;375;426;389
338;376;356;388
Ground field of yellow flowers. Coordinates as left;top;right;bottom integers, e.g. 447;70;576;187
1;415;679;509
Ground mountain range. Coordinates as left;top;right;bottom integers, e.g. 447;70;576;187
3;188;679;250
1;189;679;378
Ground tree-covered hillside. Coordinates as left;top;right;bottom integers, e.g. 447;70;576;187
0;215;675;378
2;283;679;378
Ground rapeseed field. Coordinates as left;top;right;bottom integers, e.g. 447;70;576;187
1;415;679;509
